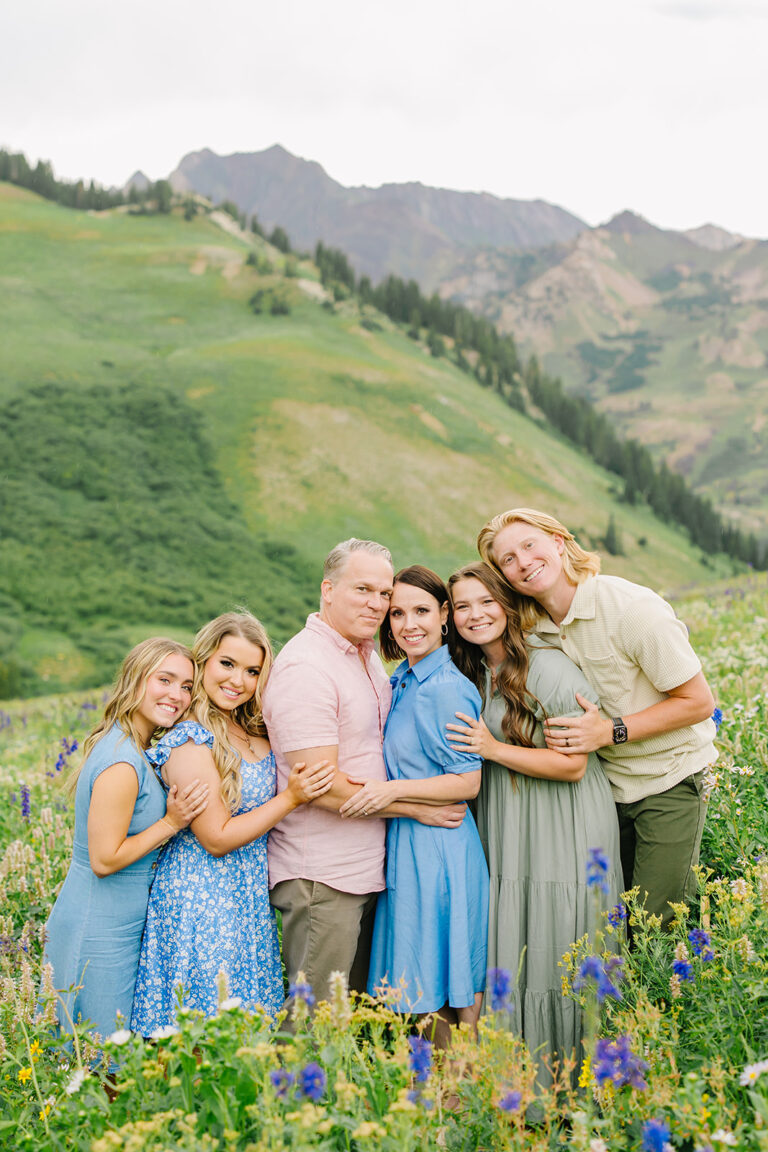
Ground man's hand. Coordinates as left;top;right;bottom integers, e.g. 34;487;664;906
543;693;612;755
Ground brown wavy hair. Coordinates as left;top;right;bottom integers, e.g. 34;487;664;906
191;611;273;813
447;563;542;749
379;565;452;664
477;507;601;630
67;637;194;795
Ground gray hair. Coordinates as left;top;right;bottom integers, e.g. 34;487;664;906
323;538;393;583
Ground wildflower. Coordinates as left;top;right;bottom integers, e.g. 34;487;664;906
669;974;682;999
641;1117;671;1152
270;1069;295;1099
590;1142;608;1152
740;1059;768;1086
64;1068;87;1095
328;970;352;1030
498;1089;523;1112
21;784;31;823
149;1025;178;1040
298;1062;326;1102
586;847;611;894
219;997;242;1012
408;1035;433;1082
607;903;627;928
730;878;748;900
594;1035;648;1090
29;1039;42;1061
488;967;513;1011
711;1130;737;1146
17;1066;33;1083
105;1028;132;1045
672;959;694;982
289;978;316;1008
688;929;714;960
573;955;624;1003
712;707;723;732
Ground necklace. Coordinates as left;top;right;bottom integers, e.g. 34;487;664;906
227;722;258;756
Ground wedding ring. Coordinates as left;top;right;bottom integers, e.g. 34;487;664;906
565;737;570;747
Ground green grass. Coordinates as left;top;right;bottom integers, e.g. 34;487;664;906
0;184;737;696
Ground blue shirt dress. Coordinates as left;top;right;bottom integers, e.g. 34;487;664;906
131;721;284;1033
367;645;489;1012
43;724;166;1040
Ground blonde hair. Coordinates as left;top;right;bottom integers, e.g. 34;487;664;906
477;508;601;630
190;611;273;813
67;637;194;795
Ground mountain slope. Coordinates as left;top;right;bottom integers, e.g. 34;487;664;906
168;145;585;286
441;212;768;533
0;183;732;696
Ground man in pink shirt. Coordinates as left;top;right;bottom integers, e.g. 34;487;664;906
263;538;464;1003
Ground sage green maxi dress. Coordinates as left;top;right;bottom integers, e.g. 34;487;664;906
476;639;622;1086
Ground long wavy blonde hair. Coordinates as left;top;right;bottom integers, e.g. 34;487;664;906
191;611;273;813
447;563;542;753
477;507;601;630
67;637;194;795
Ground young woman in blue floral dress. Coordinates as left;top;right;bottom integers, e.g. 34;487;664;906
131;612;334;1032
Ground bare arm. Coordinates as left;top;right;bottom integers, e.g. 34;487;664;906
88;762;209;877
165;743;334;858
446;712;587;782
283;746;469;828
543;672;715;756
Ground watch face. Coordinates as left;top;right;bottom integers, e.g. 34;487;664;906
613;722;628;745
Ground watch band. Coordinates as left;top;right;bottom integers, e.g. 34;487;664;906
611;716;628;744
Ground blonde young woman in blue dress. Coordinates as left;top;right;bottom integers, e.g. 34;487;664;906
131;611;335;1031
43;638;209;1043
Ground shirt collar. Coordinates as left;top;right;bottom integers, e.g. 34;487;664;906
531;577;597;631
305;612;376;658
391;643;451;686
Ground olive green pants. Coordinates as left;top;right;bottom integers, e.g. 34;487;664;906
616;772;707;931
270;878;379;1005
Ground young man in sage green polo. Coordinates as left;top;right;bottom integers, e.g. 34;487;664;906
479;508;717;931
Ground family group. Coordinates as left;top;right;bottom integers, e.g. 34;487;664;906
43;508;717;1083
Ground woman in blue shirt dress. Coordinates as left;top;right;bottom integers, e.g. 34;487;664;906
131;612;335;1032
341;566;489;1047
43;638;209;1044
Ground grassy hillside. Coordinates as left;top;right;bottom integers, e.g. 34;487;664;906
440;215;768;534
0;184;736;697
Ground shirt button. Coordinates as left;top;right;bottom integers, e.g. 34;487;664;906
560;633;567;641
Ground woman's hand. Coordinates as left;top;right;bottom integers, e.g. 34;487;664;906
339;778;397;818
163;778;210;833
543;694;612;755
446;712;497;759
286;759;336;806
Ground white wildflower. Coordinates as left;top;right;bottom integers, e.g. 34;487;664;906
740;1059;768;1086
105;1028;132;1046
149;1024;178;1040
219;997;242;1012
64;1068;87;1095
711;1130;738;1146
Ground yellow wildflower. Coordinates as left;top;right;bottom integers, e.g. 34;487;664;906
17;1066;33;1083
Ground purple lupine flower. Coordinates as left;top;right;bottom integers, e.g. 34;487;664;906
586;847;611;894
672;959;694;982
270;1069;294;1099
408;1035;433;1082
642;1118;671;1152
573;955;624;1003
498;1089;523;1112
712;707;723;732
21;785;31;822
688;929;714;961
594;1035;648;1090
607;903;628;928
488;967;513;1011
298;1062;326;1102
288;979;315;1007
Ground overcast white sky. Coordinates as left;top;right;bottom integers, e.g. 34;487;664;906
3;0;767;236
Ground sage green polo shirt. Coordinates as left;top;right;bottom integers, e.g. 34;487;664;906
533;575;717;804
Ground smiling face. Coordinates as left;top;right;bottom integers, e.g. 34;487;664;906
490;521;568;602
320;551;394;646
134;653;194;744
202;635;265;713
450;576;508;656
388;581;448;666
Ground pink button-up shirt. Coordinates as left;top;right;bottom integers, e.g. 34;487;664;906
262;614;391;894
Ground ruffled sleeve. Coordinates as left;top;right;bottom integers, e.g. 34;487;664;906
146;720;215;770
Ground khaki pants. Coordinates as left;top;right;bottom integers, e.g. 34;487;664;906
617;772;707;931
270;878;379;1004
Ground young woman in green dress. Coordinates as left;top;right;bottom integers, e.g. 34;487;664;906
446;562;621;1087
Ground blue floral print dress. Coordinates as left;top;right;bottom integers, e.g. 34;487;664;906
130;721;284;1033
